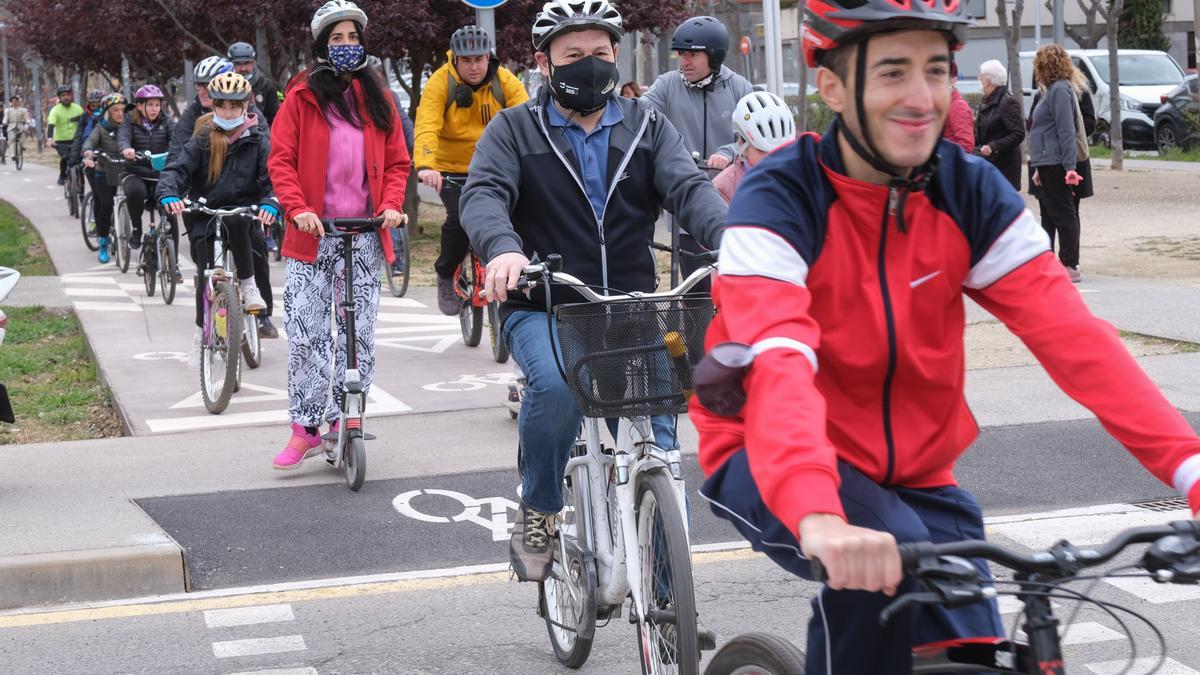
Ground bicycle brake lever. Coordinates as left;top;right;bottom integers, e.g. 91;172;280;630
1143;524;1200;583
879;592;942;626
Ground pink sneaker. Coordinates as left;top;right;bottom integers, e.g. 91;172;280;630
273;422;324;470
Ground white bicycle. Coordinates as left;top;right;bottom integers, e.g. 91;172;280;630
517;253;716;674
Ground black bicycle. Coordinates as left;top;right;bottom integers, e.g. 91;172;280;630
706;520;1200;675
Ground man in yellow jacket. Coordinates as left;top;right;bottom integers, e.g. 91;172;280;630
415;25;528;315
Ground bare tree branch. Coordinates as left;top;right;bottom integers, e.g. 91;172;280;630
151;0;224;56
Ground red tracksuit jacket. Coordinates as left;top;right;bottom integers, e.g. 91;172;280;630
693;131;1200;538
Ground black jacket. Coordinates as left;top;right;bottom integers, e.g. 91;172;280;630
168;97;270;160
251;71;281;126
974;87;1025;191
460;91;728;320
118;114;175;179
156;118;278;238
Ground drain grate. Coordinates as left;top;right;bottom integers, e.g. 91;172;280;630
1129;497;1190;513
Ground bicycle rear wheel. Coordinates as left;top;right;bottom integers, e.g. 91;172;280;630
159;238;177;305
142;238;156;297
80;192;98;251
13;142;21;171
539;464;597;668
456;256;483;347
116;201;132;273
242;306;262;369
635;470;700;675
386;227;411;297
200;280;242;414
65;171;77;216
705;633;806;675
488;300;509;363
345;435;366;491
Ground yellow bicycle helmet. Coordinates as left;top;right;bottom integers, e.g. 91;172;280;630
207;72;253;101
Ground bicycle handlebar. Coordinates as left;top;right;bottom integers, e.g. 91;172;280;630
181;199;259;219
516;252;716;303
321;217;384;236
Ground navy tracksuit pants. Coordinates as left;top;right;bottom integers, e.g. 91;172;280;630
700;450;1004;674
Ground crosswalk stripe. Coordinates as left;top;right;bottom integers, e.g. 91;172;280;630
227;669;318;675
211;635;306;658
59;276;118;285
204;604;294;628
71;301;142;312
63;287;128;297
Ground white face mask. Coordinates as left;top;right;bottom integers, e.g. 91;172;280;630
213;114;245;131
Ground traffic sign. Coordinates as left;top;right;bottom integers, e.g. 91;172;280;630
461;0;508;7
740;36;752;55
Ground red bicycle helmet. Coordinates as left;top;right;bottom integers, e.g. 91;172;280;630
802;0;971;67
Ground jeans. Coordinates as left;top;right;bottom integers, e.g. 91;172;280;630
505;310;678;514
701;451;1004;675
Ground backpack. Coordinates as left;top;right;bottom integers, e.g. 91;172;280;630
443;70;506;115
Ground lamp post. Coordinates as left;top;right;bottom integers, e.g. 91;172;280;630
23;51;44;153
1;22;10;104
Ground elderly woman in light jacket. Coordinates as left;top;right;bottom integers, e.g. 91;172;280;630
973;60;1025;190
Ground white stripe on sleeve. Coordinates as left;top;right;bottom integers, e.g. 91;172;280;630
963;209;1051;289
1173;454;1200;499
718;226;809;287
751;337;818;373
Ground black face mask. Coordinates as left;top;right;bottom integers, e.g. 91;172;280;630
548;56;618;115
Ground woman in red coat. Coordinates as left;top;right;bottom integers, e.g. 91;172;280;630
267;0;410;469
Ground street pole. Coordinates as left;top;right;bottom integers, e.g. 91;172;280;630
27;54;44;153
763;0;784;96
1053;0;1064;44
1035;0;1042;47
1193;0;1200;72
2;33;10;104
476;8;496;49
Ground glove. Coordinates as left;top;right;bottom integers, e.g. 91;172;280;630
160;197;182;207
258;204;279;218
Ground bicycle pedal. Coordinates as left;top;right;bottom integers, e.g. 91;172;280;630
362;432;376;441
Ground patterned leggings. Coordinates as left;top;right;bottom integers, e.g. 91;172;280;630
284;234;382;427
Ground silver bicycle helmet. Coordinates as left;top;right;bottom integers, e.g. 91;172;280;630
532;0;623;52
450;25;493;57
311;0;368;40
732;91;796;154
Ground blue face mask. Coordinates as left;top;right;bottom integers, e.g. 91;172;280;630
213;114;245;131
327;44;366;73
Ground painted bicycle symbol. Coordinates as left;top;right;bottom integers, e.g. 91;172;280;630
392;488;520;542
422;372;518;392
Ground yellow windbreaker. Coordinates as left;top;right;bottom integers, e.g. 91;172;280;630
413;53;529;174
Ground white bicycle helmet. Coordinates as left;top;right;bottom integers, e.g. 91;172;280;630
732;91;796;154
532;0;623;52
311;0;368;40
194;56;234;85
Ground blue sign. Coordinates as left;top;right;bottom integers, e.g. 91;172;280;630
461;0;507;7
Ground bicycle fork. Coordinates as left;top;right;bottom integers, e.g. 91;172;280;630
327;237;370;465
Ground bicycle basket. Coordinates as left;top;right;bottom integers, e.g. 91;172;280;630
100;156;124;186
149;153;168;172
554;295;714;418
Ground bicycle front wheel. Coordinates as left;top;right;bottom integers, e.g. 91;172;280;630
242;307;262;369
159;238;177;305
13;143;21;171
116;201;132;273
635;470;699;675
386;227;411;298
488;301;509;363
456;257;483;347
65;172;77;216
200;280;242;414
80;192;98;251
705;633;806;675
540;465;597;668
142;239;156;297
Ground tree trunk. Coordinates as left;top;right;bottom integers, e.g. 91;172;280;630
996;0;1025;99
1107;0;1124;169
255;25;273;78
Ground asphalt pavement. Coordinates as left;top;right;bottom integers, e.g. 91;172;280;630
2;160;1200;673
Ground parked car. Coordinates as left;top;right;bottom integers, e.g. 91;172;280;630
1019;49;1186;149
1154;74;1199;153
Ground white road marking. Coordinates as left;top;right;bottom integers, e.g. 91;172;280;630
145;385;411;433
60;276;118;285
63;287;129;298
227;669;318;675
170;384;289;410
985;503;1191;549
376;334;463;353
71;301;143;312
211;635;306;658
204;604;295;628
1102;575;1200;603
378;297;427;309
1087;657;1200;674
376;313;460;325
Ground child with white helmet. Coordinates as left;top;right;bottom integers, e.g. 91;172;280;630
712;90;796;203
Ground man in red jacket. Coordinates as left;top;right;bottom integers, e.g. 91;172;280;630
943;58;975;153
693;0;1200;672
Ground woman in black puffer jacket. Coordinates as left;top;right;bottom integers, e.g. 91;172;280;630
119;84;177;262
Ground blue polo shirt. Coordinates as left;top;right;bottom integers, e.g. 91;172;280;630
547;99;624;221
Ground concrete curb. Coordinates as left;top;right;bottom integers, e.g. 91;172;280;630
0;541;186;611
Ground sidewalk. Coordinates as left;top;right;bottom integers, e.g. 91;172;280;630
3;161;1200;610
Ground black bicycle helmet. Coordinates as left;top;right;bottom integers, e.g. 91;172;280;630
450;25;492;57
56;85;72;95
670;16;729;70
227;42;256;63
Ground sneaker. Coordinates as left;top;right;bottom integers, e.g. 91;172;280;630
187;329;202;370
174;269;184;284
57;176;66;185
1066;266;1082;283
436;276;460;316
509;503;558;582
129;232;142;250
257;315;279;339
241;284;267;312
272;422;324;470
265;234;278;252
98;237;110;264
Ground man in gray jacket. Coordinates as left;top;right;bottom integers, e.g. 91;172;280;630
460;0;726;595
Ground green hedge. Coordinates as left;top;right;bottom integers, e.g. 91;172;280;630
785;91;986;134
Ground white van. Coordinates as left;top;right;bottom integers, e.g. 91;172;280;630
1018;49;1186;149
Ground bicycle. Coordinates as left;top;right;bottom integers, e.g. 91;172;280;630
384;218;411;298
94;151;150;273
439;175;506;361
515;253;716;674
183;199;264;413
137;202;180;305
11;129;23;171
705;520;1200;675
64;160;82;216
78;168;99;251
319;216;386;492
